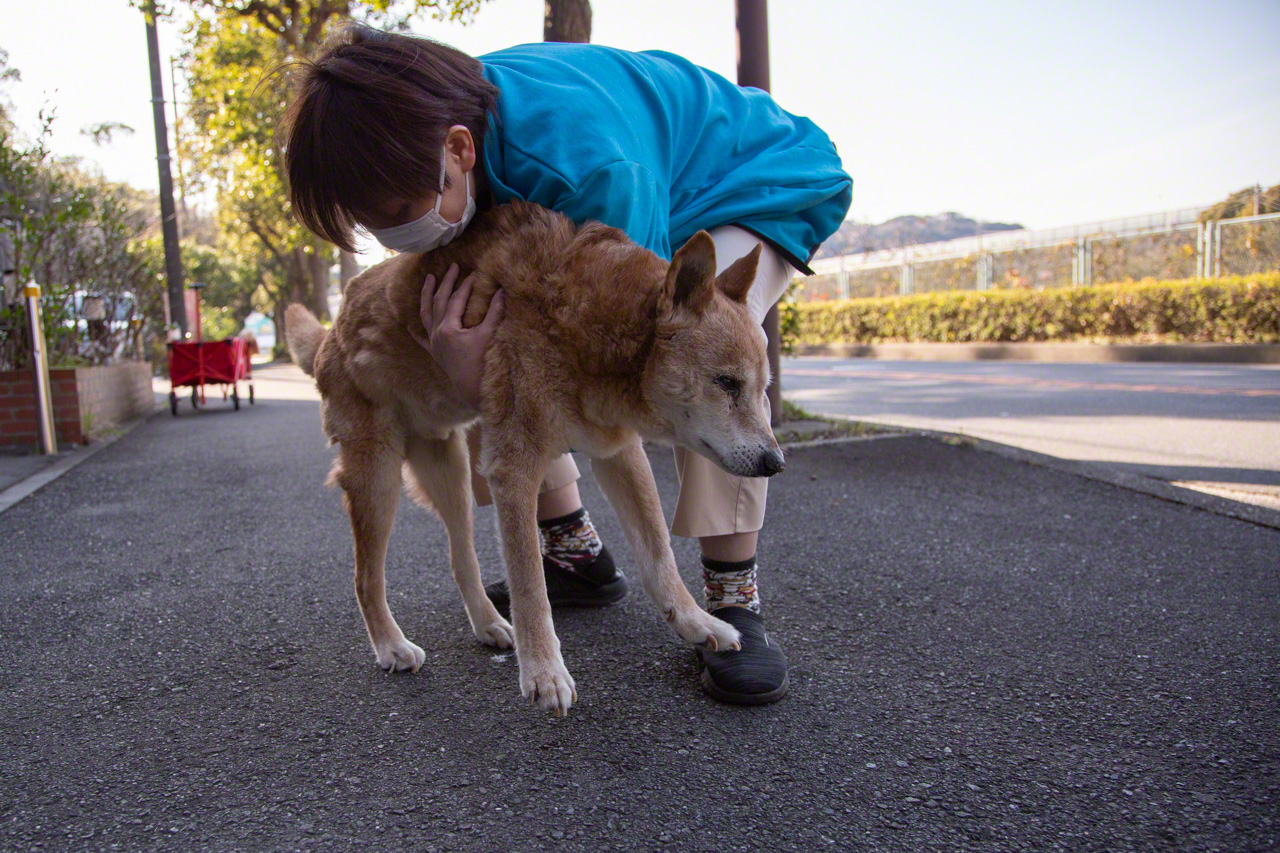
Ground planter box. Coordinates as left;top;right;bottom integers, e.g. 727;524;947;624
0;362;155;449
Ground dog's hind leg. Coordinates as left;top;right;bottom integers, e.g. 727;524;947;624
487;461;577;716
405;430;515;650
592;435;742;653
335;440;426;673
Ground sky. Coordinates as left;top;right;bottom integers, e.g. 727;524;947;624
2;0;1279;235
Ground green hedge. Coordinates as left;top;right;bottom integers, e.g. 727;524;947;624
791;274;1280;345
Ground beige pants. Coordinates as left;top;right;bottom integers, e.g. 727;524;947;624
472;225;795;539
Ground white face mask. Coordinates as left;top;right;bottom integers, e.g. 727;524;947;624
369;147;476;254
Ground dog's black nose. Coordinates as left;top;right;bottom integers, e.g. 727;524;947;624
756;447;785;477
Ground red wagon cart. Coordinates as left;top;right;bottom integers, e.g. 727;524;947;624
166;336;254;415
165;283;255;416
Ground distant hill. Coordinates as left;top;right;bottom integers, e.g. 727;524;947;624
814;212;1023;259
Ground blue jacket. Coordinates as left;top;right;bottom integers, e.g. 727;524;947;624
479;43;852;274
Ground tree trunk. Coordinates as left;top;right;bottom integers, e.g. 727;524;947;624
285;246;321;318
272;300;287;358
308;246;330;321
339;249;360;292
544;0;591;43
286;247;313;327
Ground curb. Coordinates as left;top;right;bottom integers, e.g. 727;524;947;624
0;403;163;517
777;430;906;451
812;417;1280;532
791;342;1280;364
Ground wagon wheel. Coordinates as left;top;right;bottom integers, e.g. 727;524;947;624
192;388;200;410
232;385;240;411
248;384;255;405
169;390;178;417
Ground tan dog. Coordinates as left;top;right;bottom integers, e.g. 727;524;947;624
286;201;783;716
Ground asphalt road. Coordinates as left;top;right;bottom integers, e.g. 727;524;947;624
2;363;1277;851
783;357;1280;508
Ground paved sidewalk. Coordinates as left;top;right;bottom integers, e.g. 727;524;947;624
0;397;163;515
0;448;68;493
1;363;1276;851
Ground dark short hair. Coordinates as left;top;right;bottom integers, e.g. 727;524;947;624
280;24;499;251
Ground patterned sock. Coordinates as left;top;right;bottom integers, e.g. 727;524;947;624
702;555;761;613
539;507;603;572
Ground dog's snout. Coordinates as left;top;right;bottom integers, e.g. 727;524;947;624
755;447;785;477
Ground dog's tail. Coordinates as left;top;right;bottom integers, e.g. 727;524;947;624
284;304;326;377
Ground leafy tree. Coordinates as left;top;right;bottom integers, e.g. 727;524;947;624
182;0;490;47
0;112;159;368
81;122;136;147
1200;183;1280;222
181;12;328;333
133;234;263;355
0;47;19;131
160;0;490;338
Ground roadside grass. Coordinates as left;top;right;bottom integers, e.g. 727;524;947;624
774;398;898;444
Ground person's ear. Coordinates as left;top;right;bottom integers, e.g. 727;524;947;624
445;124;476;174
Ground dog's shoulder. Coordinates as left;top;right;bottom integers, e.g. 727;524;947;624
332;252;428;346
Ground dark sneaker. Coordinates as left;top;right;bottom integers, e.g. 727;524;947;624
484;546;627;615
699;606;789;705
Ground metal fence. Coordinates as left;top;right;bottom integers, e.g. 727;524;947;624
803;208;1280;302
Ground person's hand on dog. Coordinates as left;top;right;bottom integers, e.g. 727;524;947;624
412;262;505;410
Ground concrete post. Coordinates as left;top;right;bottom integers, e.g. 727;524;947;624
1213;221;1222;278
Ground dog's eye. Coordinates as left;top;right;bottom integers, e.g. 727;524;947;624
714;375;741;399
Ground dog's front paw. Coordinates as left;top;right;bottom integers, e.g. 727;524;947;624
519;657;577;717
373;637;426;673
474;615;515;650
665;605;742;652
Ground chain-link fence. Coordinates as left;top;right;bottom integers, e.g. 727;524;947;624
1217;215;1280;276
1090;224;1200;283
804;208;1280;301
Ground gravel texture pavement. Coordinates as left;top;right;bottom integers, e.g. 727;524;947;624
2;378;1277;852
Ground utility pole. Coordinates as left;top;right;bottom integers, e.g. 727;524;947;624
144;0;186;337
169;55;188;223
735;0;782;426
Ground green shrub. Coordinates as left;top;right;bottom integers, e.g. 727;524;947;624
777;277;804;354
791;274;1280;345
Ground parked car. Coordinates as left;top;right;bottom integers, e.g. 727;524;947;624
64;290;138;362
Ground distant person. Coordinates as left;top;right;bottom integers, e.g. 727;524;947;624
237;328;260;357
281;25;852;704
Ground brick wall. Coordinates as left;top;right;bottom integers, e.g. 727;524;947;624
0;362;154;449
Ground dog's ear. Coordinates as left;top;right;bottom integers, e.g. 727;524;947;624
715;243;762;304
659;231;717;319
